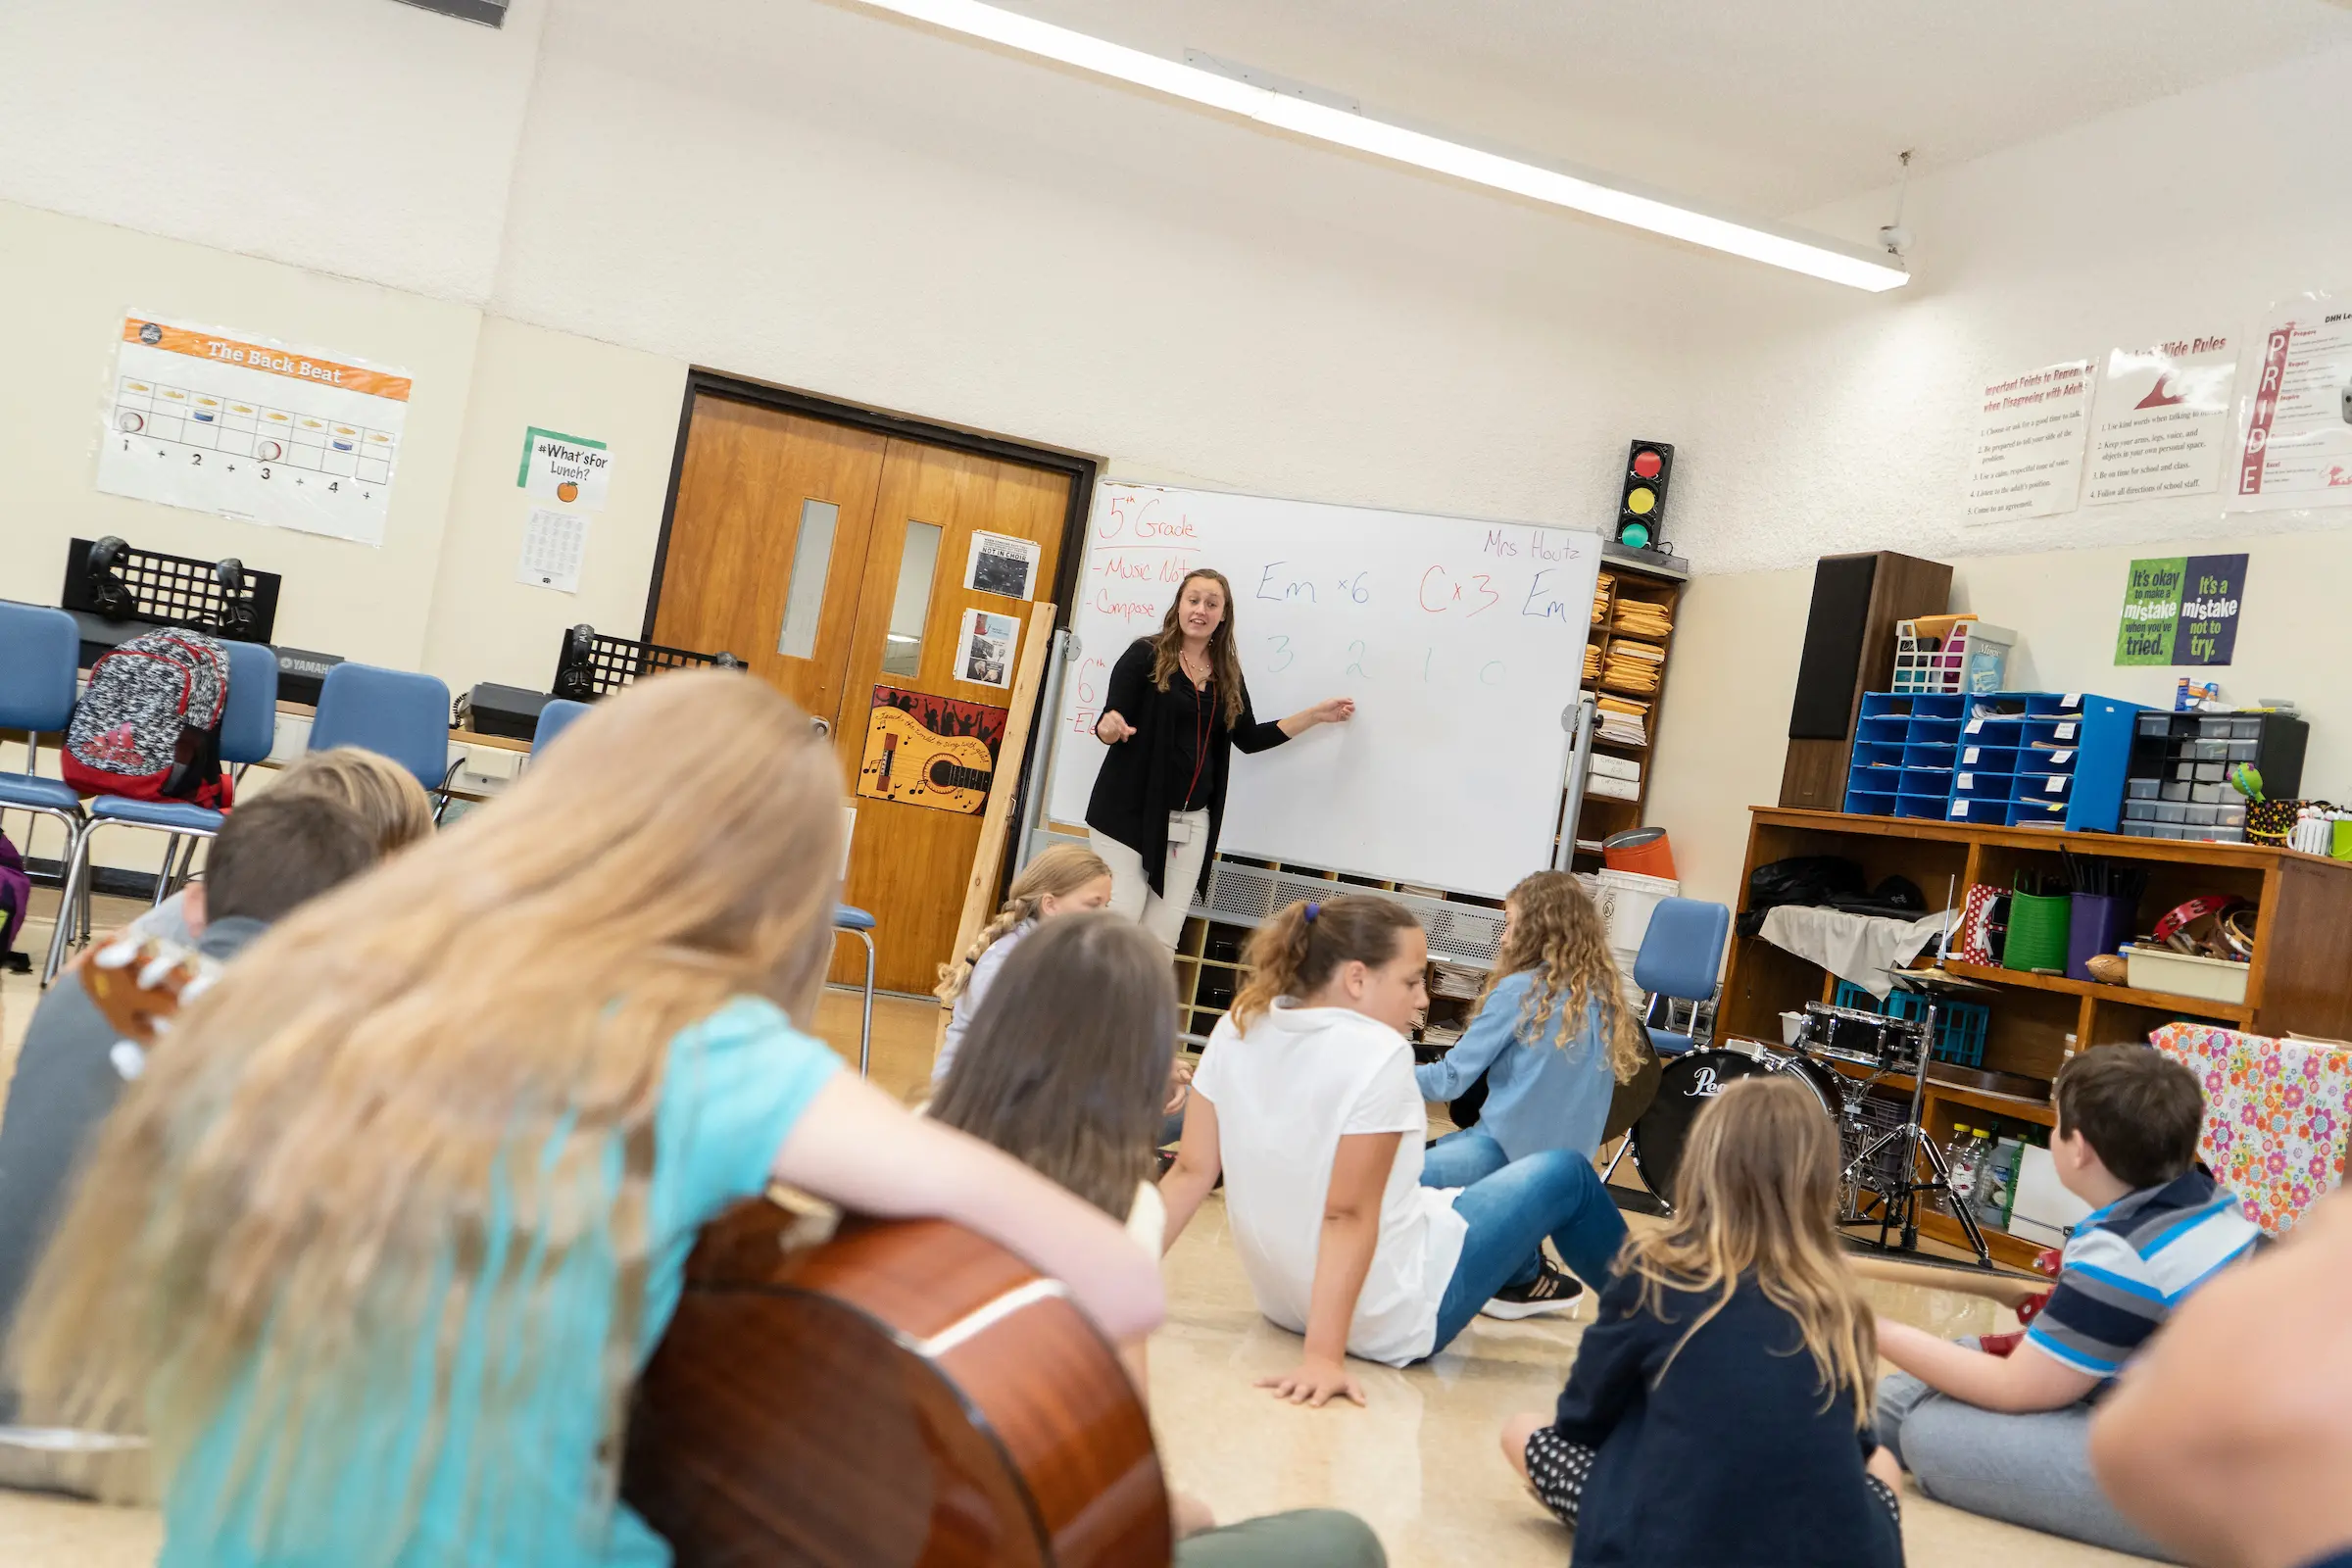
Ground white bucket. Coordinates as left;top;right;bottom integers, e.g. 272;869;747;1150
1593;868;1680;1007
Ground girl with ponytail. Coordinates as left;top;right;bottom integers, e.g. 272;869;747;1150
932;843;1112;1085
1162;895;1630;1406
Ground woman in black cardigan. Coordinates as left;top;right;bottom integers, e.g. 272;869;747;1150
1085;568;1352;947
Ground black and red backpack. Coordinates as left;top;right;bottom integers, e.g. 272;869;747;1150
63;629;235;808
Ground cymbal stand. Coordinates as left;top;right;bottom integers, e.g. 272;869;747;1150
1839;997;1992;1267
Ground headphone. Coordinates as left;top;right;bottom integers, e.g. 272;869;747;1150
214;557;258;637
86;535;133;618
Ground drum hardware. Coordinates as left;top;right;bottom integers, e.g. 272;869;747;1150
1831;969;1992;1268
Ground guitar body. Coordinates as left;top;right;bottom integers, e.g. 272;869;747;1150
623;1202;1170;1567
858;706;995;814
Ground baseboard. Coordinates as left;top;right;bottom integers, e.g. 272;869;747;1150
21;858;164;903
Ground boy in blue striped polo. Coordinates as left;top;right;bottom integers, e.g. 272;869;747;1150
1874;1045;2259;1559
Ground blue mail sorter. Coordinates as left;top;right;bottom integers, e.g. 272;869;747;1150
1843;692;2144;833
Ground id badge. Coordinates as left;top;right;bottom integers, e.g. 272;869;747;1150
1166;813;1198;846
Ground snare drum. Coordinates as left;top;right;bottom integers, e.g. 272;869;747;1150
1800;1001;1924;1071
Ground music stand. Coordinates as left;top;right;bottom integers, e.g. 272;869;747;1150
1841;966;1995;1268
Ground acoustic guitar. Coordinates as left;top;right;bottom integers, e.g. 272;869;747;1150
858;705;996;814
622;1199;1171;1566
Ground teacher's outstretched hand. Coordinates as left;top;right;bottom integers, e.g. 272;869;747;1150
1085;568;1351;949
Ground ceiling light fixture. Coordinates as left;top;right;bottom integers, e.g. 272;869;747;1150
849;0;1910;292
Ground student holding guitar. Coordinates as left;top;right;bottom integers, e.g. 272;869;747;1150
7;670;1161;1568
1088;568;1354;948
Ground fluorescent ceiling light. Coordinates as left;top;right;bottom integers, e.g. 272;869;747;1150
850;0;1910;292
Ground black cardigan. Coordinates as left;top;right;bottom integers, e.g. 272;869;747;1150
1549;1271;1903;1568
1084;637;1290;899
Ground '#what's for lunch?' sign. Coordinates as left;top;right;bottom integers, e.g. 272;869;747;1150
2116;553;2249;666
518;427;612;512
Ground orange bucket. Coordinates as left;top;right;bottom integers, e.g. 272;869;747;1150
1602;827;1678;881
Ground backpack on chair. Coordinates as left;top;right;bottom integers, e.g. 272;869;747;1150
62;629;236;808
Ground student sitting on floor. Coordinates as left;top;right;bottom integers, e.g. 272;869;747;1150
125;746;434;950
932;910;1385;1568
1499;1075;1904;1568
1413;870;1647;1316
0;792;379;1496
1876;1043;2259;1561
4;671;1160;1566
933;842;1193;1140
1159;895;1629;1407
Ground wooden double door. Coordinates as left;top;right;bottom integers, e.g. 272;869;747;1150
653;394;1075;994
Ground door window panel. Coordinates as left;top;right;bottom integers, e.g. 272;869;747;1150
774;498;840;660
879;520;942;678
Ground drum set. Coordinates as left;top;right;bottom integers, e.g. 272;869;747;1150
1606;975;1994;1266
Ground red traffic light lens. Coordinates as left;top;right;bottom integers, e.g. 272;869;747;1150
1632;449;1664;479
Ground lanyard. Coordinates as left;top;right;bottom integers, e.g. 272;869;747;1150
1185;674;1213;808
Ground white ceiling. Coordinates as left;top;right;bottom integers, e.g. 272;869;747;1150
974;0;2352;215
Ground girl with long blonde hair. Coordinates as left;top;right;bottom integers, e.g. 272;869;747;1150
1415;872;1648;1315
930;842;1112;1086
5;670;1159;1568
1161;895;1628;1408
1499;1076;1902;1566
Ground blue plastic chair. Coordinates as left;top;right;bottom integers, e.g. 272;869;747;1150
531;698;592;754
308;662;458;808
834;905;877;1076
1632;897;1733;1057
0;605;86;977
45;639;281;983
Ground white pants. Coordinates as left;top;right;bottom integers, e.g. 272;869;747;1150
1092;810;1209;950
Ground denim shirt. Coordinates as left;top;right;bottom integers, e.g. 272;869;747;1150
1414;971;1615;1162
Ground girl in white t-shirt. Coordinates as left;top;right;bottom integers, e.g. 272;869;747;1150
1161;895;1632;1407
931;843;1114;1086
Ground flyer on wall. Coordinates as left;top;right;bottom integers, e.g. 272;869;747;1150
2229;289;2352;512
957;608;1019;688
96;313;410;546
2083;334;2237;506
1964;360;2094;521
2115;554;2248;666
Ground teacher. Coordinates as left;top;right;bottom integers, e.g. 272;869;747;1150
1086;568;1354;948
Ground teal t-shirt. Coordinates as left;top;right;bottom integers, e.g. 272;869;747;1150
159;997;842;1568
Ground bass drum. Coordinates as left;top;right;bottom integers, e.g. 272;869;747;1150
1629;1050;1841;1211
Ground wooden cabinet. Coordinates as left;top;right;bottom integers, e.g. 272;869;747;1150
1721;807;2352;1265
1570;554;1685;865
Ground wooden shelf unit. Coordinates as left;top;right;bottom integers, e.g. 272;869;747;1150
1572;558;1685;866
1723;807;2352;1268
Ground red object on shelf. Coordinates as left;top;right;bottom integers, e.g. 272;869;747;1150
1602;827;1678;880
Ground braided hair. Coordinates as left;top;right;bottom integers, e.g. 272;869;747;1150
934;843;1113;1003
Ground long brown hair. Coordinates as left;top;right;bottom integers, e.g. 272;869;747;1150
930;912;1175;1221
1483;871;1647;1083
8;669;845;1550
1619;1075;1877;1424
1148;568;1247;726
934;842;1111;1004
1231;895;1421;1031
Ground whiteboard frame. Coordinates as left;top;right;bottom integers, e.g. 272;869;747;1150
1035;478;1608;898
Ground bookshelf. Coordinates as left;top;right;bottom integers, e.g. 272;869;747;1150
1571;552;1687;867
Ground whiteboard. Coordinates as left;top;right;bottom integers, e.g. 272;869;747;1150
1045;482;1603;898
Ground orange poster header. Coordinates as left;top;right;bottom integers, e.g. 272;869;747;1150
121;318;413;402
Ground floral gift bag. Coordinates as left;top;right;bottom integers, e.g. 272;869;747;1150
2150;1022;2351;1235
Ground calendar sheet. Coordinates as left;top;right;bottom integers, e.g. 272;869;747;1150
97;314;411;546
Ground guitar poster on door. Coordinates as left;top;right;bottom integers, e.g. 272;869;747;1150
97;314;409;546
858;685;1007;815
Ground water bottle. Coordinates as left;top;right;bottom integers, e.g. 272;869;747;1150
1943;1128;1984;1213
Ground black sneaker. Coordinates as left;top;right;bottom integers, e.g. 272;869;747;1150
1481;1261;1586;1320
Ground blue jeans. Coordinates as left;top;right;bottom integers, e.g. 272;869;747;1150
1425;1142;1628;1354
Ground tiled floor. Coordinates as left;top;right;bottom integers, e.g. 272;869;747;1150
0;892;2147;1566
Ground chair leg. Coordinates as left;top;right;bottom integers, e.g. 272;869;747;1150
151;835;181;906
856;929;877;1078
1600;1134;1633;1184
41;816;93;988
